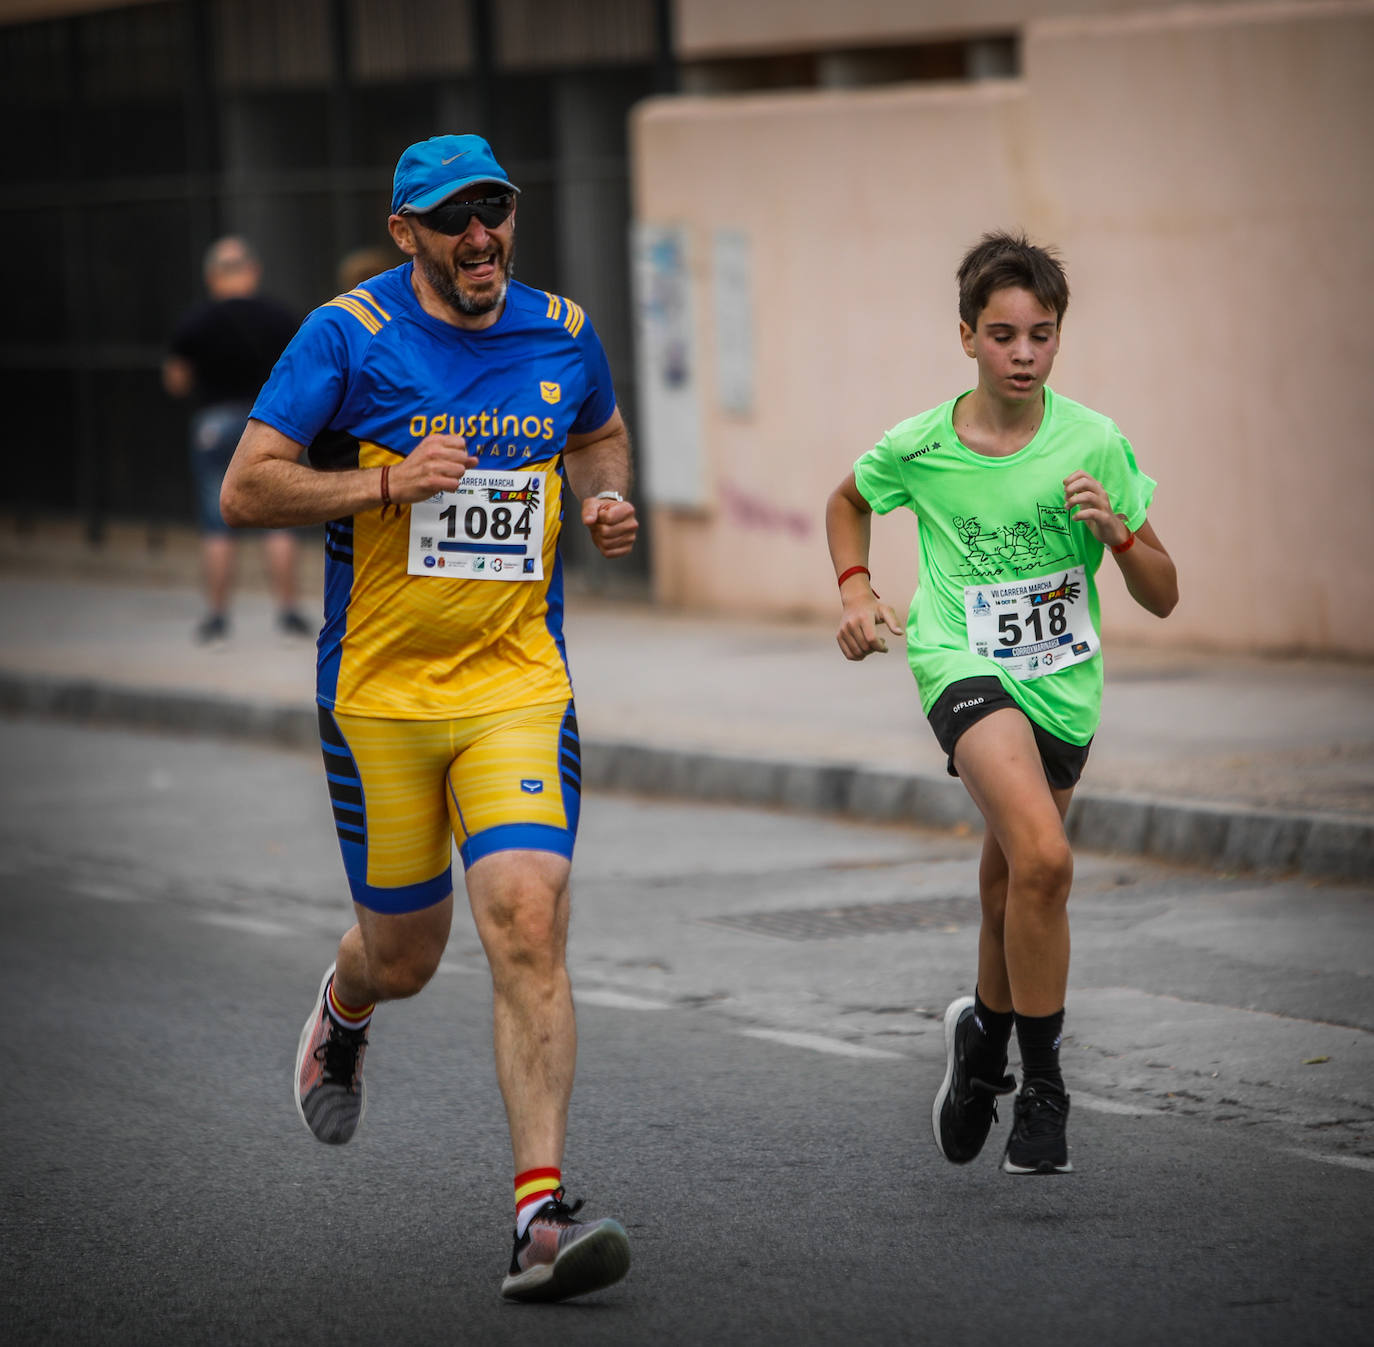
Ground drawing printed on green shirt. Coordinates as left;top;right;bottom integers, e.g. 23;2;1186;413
950;502;1074;581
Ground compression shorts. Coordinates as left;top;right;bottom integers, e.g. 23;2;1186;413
318;700;582;913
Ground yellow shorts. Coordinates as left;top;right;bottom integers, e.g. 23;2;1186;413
317;699;581;913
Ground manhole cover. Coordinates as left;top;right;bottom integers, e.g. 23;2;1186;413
704;896;977;941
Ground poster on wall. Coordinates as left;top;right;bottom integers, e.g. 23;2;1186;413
631;222;707;508
712;228;753;417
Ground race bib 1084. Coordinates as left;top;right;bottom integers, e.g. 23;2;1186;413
407;468;546;582
964;565;1099;681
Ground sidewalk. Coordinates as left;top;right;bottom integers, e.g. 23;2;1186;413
1;529;1371;880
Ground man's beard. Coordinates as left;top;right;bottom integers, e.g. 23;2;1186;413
416;240;515;318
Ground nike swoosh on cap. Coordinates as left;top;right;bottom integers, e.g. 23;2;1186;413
441;152;469;165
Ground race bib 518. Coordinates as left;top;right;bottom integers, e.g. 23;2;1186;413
964;565;1098;681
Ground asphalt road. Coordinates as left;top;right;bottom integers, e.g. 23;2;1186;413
1;718;1370;1346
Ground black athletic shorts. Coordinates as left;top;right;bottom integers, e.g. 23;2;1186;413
927;675;1092;791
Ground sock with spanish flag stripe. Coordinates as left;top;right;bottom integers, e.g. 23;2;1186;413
326;978;374;1032
514;1167;562;1238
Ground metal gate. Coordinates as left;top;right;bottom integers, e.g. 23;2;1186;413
0;0;670;582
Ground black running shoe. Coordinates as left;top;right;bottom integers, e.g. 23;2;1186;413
501;1190;631;1303
294;964;367;1145
1002;1078;1073;1174
933;996;1015;1164
278;610;313;638
195;612;229;645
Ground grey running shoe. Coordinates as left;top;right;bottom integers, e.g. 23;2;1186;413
500;1191;631;1302
933;996;1015;1163
293;964;367;1145
1002;1078;1073;1174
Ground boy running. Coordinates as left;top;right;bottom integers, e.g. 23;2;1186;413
825;231;1178;1174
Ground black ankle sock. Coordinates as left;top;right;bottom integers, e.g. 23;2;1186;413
968;990;1013;1074
1014;1008;1065;1090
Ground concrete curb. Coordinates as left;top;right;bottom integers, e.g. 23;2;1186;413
0;674;320;751
2;670;1369;882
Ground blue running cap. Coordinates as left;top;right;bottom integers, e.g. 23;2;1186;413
391;134;519;215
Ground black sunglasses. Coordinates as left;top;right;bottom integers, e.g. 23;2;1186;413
410;194;515;236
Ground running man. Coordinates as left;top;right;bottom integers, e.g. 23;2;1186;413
221;134;636;1300
825;232;1177;1174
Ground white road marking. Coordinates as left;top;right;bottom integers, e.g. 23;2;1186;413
68;881;144;903
738;1028;904;1060
1282;1148;1374;1175
197;912;296;938
1075;1091;1167;1117
577;988;672;1011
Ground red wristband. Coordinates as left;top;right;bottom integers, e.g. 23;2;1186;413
837;564;879;599
1112;529;1136;555
380;464;391;508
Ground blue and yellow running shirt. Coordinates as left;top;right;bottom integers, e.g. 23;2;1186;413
250;265;617;720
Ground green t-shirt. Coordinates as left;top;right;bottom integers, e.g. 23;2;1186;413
853;387;1156;745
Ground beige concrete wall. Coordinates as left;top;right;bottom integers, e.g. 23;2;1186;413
633;2;1374;655
1026;2;1374;653
633;81;1028;621
674;0;1296;54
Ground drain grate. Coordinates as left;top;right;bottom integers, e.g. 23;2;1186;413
704;896;978;941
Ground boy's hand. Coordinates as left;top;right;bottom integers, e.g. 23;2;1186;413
1064;470;1130;549
837;594;904;660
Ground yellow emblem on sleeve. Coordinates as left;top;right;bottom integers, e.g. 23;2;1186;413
540;382;561;404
